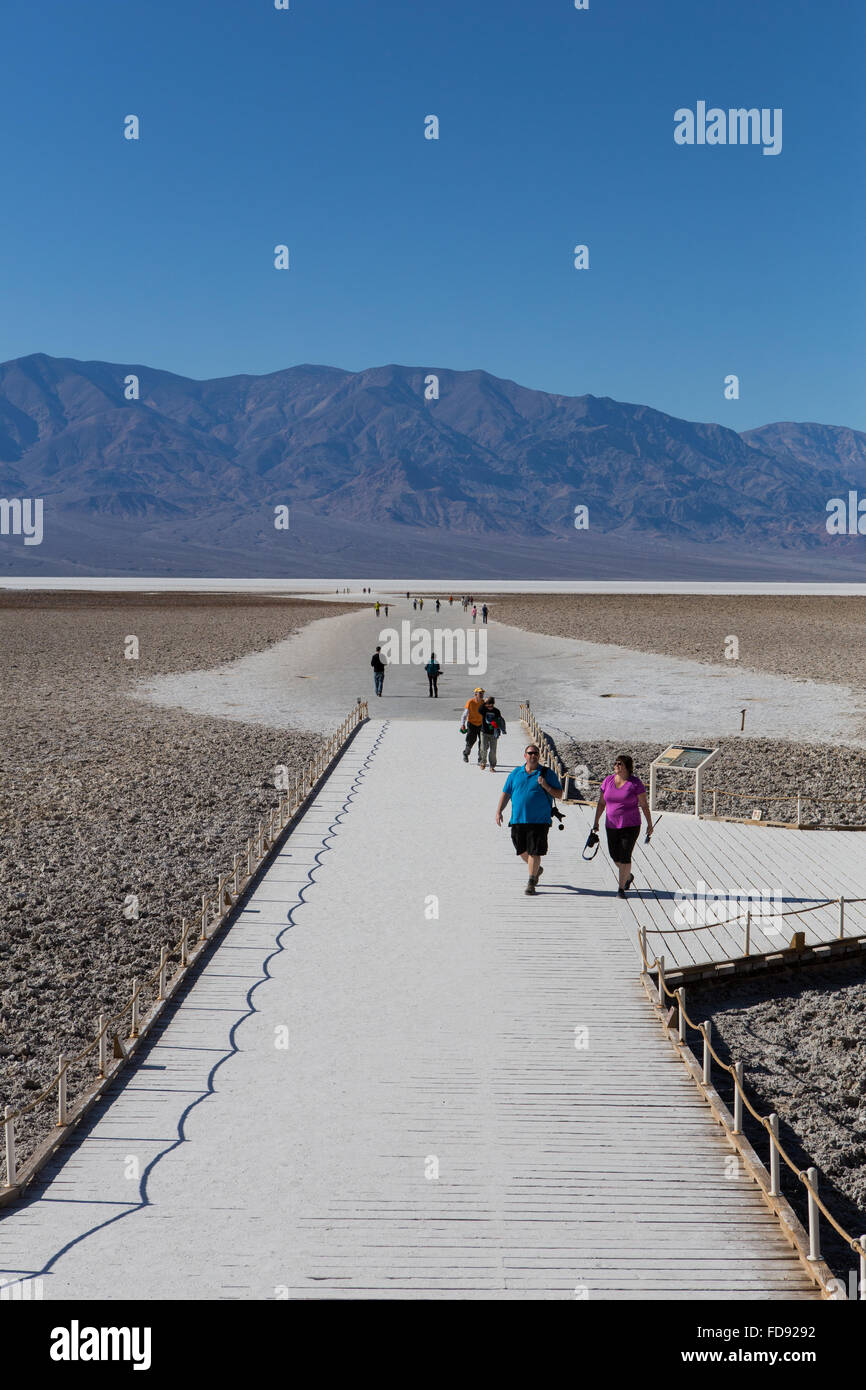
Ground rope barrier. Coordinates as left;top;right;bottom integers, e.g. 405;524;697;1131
640;929;866;1268
1;701;369;1190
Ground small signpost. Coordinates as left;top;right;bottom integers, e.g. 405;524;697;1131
649;745;719;818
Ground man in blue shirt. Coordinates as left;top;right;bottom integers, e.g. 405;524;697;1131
496;744;563;895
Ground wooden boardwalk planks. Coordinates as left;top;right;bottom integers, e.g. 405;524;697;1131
0;721;817;1300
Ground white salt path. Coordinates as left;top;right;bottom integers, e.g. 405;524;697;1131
0;721;815;1300
133;602;866;747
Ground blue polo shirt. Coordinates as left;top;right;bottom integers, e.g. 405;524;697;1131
503;764;562;824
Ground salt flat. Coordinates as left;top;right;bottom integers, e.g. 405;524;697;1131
132;603;866;748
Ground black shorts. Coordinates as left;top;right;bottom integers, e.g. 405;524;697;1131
511;823;550;857
606;823;640;863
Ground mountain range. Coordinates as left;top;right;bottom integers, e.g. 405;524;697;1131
0;352;863;579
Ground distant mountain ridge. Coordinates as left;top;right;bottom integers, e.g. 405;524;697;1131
0;352;863;578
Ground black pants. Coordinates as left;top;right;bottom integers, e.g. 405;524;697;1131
605;824;640;864
464;723;481;754
428;674;439;696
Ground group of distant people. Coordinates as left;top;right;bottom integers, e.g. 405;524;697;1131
365;602;651;899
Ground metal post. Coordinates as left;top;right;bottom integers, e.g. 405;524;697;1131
859;1236;866;1301
796;793;802;827
695;768;703;819
639;926;647;969
232;854;240;894
180;919;189;968
702;1020;712;1085
246;838;253;878
657;955;665;1008
158;945;168;1001
200;893;208;942
733;1061;743;1133
57;1055;68;1126
677;987;686;1043
98;1015;107;1077
130;980;140;1037
839;897;845;940
768;1114;780;1197
806;1168;821;1261
649;762;657;813
744;910;751;957
712;789;717;817
4;1105;17;1187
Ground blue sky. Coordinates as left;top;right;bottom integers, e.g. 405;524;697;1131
1;0;863;430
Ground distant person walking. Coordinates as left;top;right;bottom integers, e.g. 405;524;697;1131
482;603;488;624
592;753;653;897
413;598;418;611
419;597;424;610
435;598;440;612
462;687;485;762
371;645;387;697
471;605;477;623
479;695;506;771
449;594;453;606
425;653;441;697
384;603;389;617
375;600;380;616
496;744;562;895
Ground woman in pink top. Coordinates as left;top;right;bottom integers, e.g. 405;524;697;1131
592;753;654;897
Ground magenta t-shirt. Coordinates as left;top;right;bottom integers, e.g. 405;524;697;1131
601;774;646;828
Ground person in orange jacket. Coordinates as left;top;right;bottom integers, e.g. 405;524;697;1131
462;686;486;763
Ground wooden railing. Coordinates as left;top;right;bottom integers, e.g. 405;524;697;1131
1;700;369;1203
642;933;866;1301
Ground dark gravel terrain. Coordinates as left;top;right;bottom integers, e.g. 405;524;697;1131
0;593;354;1166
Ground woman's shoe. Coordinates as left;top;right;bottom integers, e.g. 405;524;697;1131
618;887;626;898
624;874;634;891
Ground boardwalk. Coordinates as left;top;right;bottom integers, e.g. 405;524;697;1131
561;802;866;973
0;721;816;1300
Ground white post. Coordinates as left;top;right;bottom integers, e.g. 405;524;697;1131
712;789;717;817
232;854;240;895
639;926;647;969
695;768;703;818
98;1015;107;1077
180;919;189;968
649;763;657;813
657;955;665;1008
839;897;845;940
768;1113;780;1197
733;1061;743;1133
4;1105;16;1186
796;793;802;827
744;910;751;957
859;1236;866;1301
158;945;168;1001
806;1168;821;1261
57;1054;68;1127
702;1021;712;1085
131;979;140;1037
246;838;253;878
677;987;686;1043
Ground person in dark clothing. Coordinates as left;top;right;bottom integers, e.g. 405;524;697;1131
479;695;506;770
371;645;386;697
425;653;441;697
482;603;488;624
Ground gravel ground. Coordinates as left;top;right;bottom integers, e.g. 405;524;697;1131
687;961;866;1286
0;594;355;1167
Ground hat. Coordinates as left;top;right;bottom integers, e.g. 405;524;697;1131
474;686;484;693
